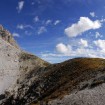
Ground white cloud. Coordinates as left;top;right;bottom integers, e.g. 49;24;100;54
94;39;105;52
100;18;105;22
34;16;39;22
65;17;101;37
41;39;105;63
90;12;95;17
17;24;33;30
38;26;47;35
17;24;24;29
56;44;105;57
41;53;68;63
95;32;102;38
55;40;105;58
24;25;33;29
79;39;88;47
40;16;104;63
12;33;20;37
54;20;61;25
42;46;104;62
56;43;71;54
45;20;52;25
17;1;24;13
56;43;89;56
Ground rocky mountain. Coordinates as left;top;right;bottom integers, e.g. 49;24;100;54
0;26;105;105
0;25;49;104
0;25;19;48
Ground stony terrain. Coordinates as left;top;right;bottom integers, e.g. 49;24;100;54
49;83;105;105
1;25;105;105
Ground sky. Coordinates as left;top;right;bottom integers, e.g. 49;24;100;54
1;0;105;63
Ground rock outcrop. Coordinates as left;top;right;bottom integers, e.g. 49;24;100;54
0;25;19;48
0;25;49;104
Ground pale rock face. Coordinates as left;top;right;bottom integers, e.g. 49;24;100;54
0;37;21;94
0;25;19;48
0;25;21;94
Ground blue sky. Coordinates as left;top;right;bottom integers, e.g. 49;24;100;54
1;0;105;63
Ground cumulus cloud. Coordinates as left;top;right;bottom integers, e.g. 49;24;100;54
79;39;88;47
17;1;24;13
38;26;47;35
56;42;89;56
55;39;105;58
100;18;105;22
41;17;103;63
56;43;72;54
34;16;39;22
64;17;101;37
90;12;95;17
12;33;20;37
54;20;61;25
17;24;33;30
42;46;103;60
41;39;105;63
94;39;105;52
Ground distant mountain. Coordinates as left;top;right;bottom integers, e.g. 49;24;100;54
0;26;105;105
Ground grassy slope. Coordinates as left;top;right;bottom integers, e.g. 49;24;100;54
31;58;105;105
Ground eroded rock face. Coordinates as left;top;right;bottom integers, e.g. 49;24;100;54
0;25;19;48
0;36;21;94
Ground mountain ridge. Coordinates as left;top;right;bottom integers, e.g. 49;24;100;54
0;26;105;105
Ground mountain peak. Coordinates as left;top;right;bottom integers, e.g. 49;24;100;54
0;25;3;30
0;25;19;48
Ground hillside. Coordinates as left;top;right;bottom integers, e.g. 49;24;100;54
1;26;105;105
1;58;105;105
